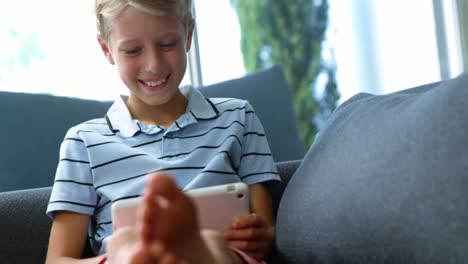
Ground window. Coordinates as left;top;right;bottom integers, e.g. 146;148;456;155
328;0;462;102
0;1;465;104
192;0;245;86
0;1;191;101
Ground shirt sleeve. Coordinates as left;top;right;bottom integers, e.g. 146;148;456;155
237;102;281;185
46;127;98;218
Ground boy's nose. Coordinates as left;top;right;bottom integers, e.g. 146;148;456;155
144;50;163;73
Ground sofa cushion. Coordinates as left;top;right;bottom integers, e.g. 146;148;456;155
275;73;468;263
0;187;53;263
199;65;305;162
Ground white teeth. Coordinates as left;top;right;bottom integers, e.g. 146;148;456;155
143;78;166;87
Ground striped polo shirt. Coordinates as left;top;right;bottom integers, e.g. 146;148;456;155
46;85;280;255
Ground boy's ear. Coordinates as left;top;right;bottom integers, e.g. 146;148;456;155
97;34;115;65
185;20;195;52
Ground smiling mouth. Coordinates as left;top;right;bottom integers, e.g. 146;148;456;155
139;74;171;90
141;76;167;86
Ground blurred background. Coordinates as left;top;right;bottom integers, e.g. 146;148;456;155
1;0;466;147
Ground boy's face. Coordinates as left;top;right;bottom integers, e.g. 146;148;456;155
98;7;193;109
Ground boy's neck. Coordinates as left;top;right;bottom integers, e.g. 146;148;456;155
126;92;188;128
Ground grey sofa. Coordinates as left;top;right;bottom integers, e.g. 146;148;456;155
0;65;304;263
2;65;468;264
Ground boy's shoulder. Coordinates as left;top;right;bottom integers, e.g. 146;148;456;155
205;97;252;111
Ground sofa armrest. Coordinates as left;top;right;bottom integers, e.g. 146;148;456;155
268;160;302;216
0;187;52;263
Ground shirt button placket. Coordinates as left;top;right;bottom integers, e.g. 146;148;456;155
161;134;167;155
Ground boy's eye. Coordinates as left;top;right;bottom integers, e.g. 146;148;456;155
161;42;177;50
121;47;141;55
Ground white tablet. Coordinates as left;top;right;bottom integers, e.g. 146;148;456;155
111;182;250;232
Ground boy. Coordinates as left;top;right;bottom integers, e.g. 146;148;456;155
45;0;280;263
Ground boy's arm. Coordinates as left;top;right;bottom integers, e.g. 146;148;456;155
46;211;105;264
249;183;275;226
223;183;275;260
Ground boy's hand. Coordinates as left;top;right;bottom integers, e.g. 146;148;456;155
223;213;274;260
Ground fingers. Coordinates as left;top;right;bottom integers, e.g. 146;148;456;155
139;172;176;244
226;213;274;241
145;172;180;201
229;240;270;261
224;226;273;240
231;213;265;229
139;189;161;244
225;213;275;260
224;226;274;260
139;172;200;247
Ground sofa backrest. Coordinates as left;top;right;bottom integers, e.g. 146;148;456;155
0;65;304;192
199;65;305;163
0;92;111;192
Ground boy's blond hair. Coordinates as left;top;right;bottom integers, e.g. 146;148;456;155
95;0;194;44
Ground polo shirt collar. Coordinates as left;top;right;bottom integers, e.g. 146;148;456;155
105;86;218;138
105;95;140;137
184;85;219;120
